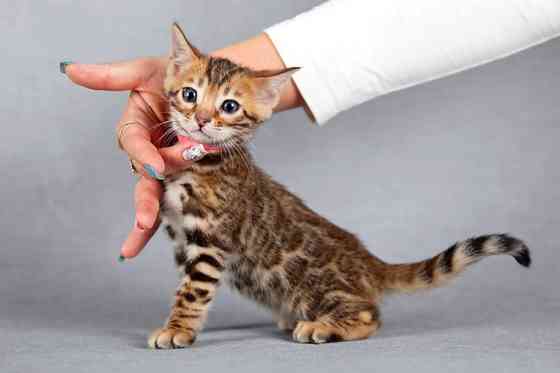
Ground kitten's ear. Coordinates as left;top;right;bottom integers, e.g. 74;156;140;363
170;22;201;68
253;67;300;106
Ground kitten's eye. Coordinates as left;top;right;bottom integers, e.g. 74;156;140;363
221;99;240;114
182;87;197;103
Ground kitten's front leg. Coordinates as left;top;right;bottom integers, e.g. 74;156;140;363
148;248;226;349
276;314;296;333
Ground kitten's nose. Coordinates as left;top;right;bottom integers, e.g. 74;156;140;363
195;111;211;128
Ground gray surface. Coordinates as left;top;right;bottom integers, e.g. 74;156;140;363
1;1;559;372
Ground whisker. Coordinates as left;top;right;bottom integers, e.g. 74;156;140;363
230;139;251;171
150;119;179;131
220;138;236;168
157;126;179;144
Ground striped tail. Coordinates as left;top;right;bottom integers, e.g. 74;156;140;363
382;234;531;292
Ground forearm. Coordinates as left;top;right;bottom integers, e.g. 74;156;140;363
211;33;304;113
265;0;560;124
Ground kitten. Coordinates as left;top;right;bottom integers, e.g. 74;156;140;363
149;23;531;348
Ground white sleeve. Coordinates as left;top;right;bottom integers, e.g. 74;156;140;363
265;0;560;125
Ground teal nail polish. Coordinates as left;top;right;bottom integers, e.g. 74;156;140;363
143;164;164;180
118;255;126;263
59;61;74;74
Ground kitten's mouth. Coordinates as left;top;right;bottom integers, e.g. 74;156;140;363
177;134;221;152
183;129;214;144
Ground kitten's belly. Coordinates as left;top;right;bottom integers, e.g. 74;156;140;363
225;255;288;312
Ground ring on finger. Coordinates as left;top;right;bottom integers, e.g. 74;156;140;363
128;158;139;176
116;121;149;150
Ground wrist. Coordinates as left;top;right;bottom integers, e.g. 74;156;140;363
210;33;303;112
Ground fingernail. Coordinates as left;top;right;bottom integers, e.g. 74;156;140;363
136;220;147;231
59;61;74;74
118;255;126;263
143;164;165;180
182;144;206;162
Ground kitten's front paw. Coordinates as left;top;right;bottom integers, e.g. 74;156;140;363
148;327;196;349
292;321;341;344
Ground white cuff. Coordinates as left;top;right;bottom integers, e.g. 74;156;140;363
266;20;338;125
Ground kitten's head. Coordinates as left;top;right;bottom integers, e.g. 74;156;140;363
164;23;299;147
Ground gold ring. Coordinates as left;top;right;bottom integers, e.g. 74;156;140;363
116;121;149;150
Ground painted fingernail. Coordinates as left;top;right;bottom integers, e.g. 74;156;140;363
118;255;126;263
143;164;165;180
59;61;74;74
182;144;207;162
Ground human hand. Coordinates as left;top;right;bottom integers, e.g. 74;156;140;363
61;33;302;259
63;58;196;259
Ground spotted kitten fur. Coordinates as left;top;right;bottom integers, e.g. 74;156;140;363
148;23;531;349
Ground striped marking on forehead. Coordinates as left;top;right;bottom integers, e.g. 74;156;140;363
206;57;247;86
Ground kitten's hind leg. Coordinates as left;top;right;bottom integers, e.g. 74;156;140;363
148;248;226;349
292;303;380;344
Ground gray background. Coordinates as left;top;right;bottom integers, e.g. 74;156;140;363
1;1;559;372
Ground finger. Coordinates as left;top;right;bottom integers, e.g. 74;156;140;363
120;218;160;259
65;57;164;91
120;177;162;258
134;176;162;230
118;99;165;177
158;143;196;175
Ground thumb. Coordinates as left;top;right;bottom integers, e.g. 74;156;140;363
62;57;163;91
159;142;196;175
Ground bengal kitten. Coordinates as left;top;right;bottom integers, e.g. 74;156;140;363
148;23;531;349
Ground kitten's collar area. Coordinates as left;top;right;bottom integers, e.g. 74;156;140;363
177;135;221;162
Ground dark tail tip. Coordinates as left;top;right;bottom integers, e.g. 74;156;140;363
496;233;531;268
513;247;531;267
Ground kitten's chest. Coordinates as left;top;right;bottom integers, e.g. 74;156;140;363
161;170;233;238
163;173;207;222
